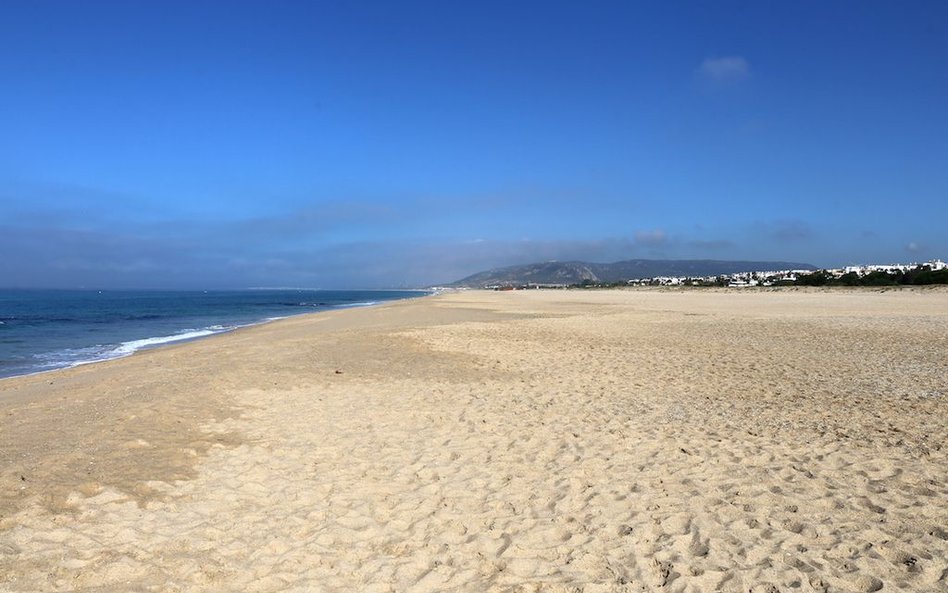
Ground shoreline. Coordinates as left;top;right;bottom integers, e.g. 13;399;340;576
0;290;433;383
1;291;451;525
2;289;945;592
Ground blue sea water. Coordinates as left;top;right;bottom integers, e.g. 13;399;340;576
0;289;427;379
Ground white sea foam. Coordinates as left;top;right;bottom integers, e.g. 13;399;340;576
334;301;379;308
22;326;241;376
32;346;105;368
41;328;231;370
106;328;222;357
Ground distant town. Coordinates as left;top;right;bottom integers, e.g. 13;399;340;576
477;258;948;290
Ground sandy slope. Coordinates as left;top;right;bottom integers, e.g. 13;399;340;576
1;289;946;592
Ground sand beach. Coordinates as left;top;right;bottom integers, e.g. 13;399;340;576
1;289;946;592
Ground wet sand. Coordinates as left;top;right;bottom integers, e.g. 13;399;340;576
1;289;946;592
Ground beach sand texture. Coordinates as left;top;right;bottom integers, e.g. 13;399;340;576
1;289;946;593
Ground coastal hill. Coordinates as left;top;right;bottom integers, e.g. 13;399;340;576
449;259;817;288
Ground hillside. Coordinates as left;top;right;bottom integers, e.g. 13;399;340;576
449;259;816;288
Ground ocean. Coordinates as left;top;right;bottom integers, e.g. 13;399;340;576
0;289;427;380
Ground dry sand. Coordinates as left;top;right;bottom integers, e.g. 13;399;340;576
1;289;946;593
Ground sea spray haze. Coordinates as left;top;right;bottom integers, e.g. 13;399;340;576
0;289;426;379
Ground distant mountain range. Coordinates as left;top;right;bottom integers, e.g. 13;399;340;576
448;259;817;288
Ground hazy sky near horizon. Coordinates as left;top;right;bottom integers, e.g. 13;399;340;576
2;1;946;288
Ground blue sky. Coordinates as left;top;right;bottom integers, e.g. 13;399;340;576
2;1;946;288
